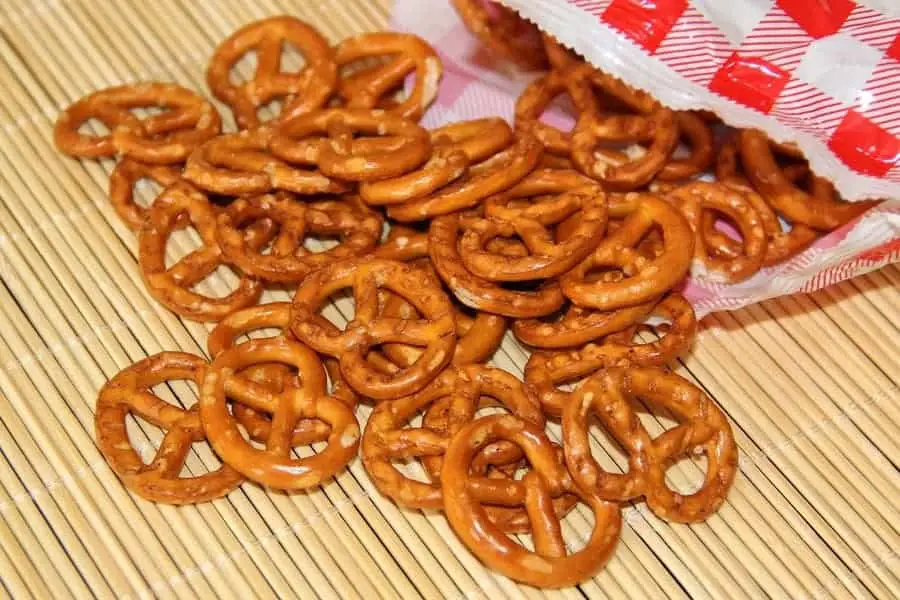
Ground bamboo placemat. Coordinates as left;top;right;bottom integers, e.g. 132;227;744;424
0;1;896;598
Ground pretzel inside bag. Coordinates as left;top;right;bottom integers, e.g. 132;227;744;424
450;0;548;71
563;367;737;523
206;16;337;130
95;352;244;504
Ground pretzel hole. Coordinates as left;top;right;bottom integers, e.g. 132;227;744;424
193;264;245;298
132;177;166;209
537;95;576;132
256;98;286;123
125;415;166;465
78;118;112;137
664;453;709;496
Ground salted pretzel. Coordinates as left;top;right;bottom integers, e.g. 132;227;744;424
200;337;359;490
291;257;456;400
656;111;715;181
108;159;182;231
561;193;693;310
429;213;565;318
459;169;608;281
571;71;678;190
335;33;441;122
373;227;507;366
515;66;596;155
667;182;767;283
138;182;263;321
443;414;621;588
216;194;383;282
270;108;431;181
388;131;543;222
512;300;655;349
563;367;737;523
362;365;543;509
183;127;349;196
95;352;244;504
740;129;875;230
54;83;220;163
206;16;336;130
451;0;548;71
360;118;513;206
524;293;696;415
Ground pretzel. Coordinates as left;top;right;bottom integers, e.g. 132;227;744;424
362;365;543;509
183;127;349;196
739;129;875;230
95;352;244;504
541;33;582;71
108;158;183;231
451;0;548;71
55;83;221;163
335;33;441;122
206;16;336;130
270;108;431;181
515;66;596;155
429;213;565;318
200;337;359;489
443;414;621;588
291;257;456;400
656;112;715;182
512;300;655;349
563;367;737;523
388;131;543;222
216;194;383;282
524;293;695;415
207;302;358;409
138;182;263;321
571;71;678;190
359;118;513;206
667;182;767;283
459;171;607;280
561;193;693;310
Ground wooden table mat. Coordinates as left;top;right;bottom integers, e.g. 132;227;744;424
0;1;896;598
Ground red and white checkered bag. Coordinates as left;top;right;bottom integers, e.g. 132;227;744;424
391;0;900;316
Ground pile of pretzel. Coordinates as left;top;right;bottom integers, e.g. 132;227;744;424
50;13;838;589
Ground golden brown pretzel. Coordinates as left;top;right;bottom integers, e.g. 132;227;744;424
200;337;359;490
108;159;183;231
656;111;715;181
54;83;220;163
429;213;566;318
270;108;432;181
512;300;656;349
362;365;543;509
524;293;696;415
515;67;596;155
216;194;383;283
183;127;349;196
541;33;582;71
359;118;513;206
206;16;336;130
563;367;737;523
442;414;621;588
95;352;243;504
668;182;767;283
562;193;693;310
335;33;441;122
451;0;549;71
291;257;456;400
570;71;678;189
739;129;875;230
138;182;263;321
387;132;543;222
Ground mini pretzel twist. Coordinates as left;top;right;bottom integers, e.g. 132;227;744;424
450;0;549;71
362;365;543;509
138;182;263;321
561;193;693;310
513;300;656;349
200;337;359;490
206;16;337;130
525;293;696;415
442;414;622;588
183;127;349;196
108;158;183;231
216;194;383;283
515;66;597;155
563;367;737;523
655;111;715;182
270;108;432;182
55;83;221;163
95;352;244;504
335;33;441;121
360;118;513;206
291;257;457;400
